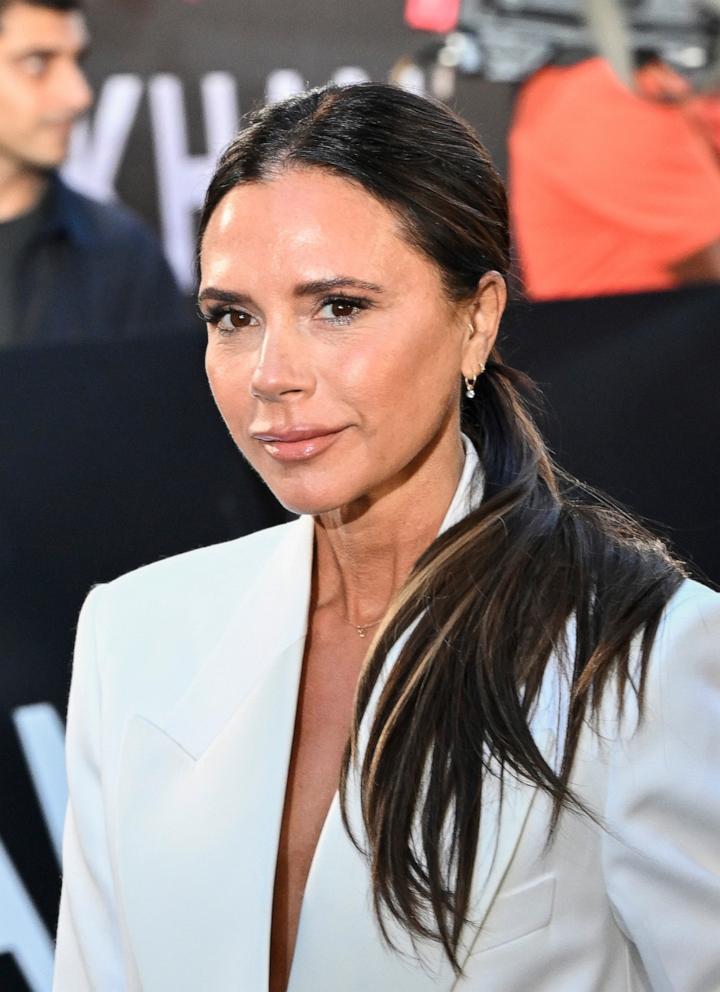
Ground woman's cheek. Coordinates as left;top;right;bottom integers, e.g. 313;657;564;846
207;352;250;416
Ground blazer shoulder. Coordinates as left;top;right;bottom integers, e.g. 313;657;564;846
634;575;720;736
95;518;305;626
656;576;720;652
600;575;720;992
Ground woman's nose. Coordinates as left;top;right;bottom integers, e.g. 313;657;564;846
250;326;314;402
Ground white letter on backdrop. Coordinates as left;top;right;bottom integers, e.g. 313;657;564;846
331;66;371;85
61;74;144;201
12;704;67;865
148;72;239;290
265;69;305;105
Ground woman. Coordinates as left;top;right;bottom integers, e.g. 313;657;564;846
53;83;720;991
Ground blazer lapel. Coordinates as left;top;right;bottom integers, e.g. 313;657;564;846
288;637;556;992
116;516;314;992
288;764;547;992
449;739;552;987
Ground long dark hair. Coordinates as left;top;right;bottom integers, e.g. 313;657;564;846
198;82;684;973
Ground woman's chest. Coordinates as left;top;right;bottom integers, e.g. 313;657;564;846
271;626;370;986
280;625;369;855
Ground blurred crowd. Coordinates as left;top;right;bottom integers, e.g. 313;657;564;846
0;0;193;351
2;0;719;353
510;53;720;300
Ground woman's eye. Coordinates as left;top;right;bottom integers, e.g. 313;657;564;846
199;297;369;331
215;309;254;332
318;297;366;323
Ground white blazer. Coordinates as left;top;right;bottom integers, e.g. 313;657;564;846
53;454;720;991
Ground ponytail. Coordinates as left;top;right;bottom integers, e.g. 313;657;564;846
340;355;684;973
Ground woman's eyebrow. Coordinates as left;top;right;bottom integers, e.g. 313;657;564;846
198;278;385;306
293;277;385;296
197;288;252;305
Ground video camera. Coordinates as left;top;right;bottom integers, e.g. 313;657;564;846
403;0;720;87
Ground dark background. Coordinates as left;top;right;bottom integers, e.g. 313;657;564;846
0;2;718;988
70;0;514;240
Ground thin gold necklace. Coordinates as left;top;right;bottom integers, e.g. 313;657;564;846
348;617;384;639
335;610;386;638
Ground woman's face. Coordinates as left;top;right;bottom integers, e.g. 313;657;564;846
200;168;497;516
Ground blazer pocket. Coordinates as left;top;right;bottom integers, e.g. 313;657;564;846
472;874;556;954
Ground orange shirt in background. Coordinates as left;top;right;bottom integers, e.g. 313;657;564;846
509;57;720;299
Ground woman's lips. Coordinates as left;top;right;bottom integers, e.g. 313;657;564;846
253;427;347;462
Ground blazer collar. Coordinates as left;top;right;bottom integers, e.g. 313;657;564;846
160;513;315;759
117;516;316;990
440;432;483;532
156;431;482;761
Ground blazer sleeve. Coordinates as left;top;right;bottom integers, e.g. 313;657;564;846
53;586;128;991
601;584;720;992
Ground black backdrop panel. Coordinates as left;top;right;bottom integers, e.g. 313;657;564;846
2;333;290;708
502;283;720;585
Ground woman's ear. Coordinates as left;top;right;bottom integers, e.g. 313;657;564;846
461;271;507;377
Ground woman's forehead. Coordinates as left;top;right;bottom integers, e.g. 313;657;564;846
205;170;396;241
200;170;436;293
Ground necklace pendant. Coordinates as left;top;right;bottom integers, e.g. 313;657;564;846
356;626;367;638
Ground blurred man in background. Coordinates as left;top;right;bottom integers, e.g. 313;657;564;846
509;54;720;300
0;0;192;348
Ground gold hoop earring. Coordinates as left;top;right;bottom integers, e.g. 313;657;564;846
464;360;487;399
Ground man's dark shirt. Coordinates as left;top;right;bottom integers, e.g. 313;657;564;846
0;184;51;346
0;173;196;348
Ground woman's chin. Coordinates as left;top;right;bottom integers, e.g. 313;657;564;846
266;482;351;518
258;459;402;520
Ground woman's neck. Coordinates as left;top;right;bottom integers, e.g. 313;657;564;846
313;431;465;627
